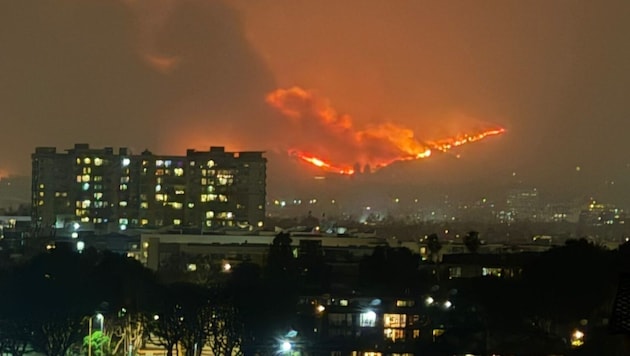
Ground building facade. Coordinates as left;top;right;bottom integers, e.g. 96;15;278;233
32;144;266;236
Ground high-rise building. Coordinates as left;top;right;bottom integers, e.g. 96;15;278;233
32;144;266;236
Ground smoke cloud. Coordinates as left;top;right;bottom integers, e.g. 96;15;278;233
266;86;503;173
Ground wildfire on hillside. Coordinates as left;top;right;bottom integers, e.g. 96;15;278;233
266;86;505;175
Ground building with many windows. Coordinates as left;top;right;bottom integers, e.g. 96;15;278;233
32;144;266;236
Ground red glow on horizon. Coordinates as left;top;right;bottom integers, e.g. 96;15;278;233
267;86;506;175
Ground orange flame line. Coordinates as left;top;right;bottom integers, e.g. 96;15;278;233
289;150;355;175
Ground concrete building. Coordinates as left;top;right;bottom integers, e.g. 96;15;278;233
136;232;386;272
32;144;266;236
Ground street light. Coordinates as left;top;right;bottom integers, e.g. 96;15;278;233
96;313;104;331
571;329;585;347
88;313;105;356
280;340;292;354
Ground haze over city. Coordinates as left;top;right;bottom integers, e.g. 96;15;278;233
1;0;630;207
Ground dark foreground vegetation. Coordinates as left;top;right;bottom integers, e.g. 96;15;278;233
0;234;628;355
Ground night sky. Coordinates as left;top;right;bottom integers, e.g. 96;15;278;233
1;1;629;206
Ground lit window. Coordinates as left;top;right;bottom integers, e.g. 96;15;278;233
39;191;44;197
359;311;377;327
164;160;172;167
155;194;166;201
257;221;264;227
339;299;348;307
200;194;217;202
384;328;405;341
174;168;184;176
141;202;149;209
384;314;406;328
207;160;215;168
396;300;415;307
482;267;502;277
119;201;128;207
84;157;91;165
81;175;90;182
173;219;181;225
82;183;90;191
171;202;183;209
156;160;164;167
141;219;148;226
94;157;103;166
187;203;194;208
81;200;91;209
155;184;161;192
206;211;214;219
120;184;128;191
122;158;130;166
119;218;129;224
175;189;185;195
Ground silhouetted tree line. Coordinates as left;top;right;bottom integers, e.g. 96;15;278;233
0;233;628;355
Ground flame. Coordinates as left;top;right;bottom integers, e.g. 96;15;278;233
266;86;505;175
289;150;355;175
427;128;506;152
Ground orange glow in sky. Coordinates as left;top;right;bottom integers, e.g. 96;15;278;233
267;86;505;175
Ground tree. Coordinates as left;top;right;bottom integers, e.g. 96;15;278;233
146;285;185;356
86;251;158;356
266;232;296;279
208;299;244;356
464;231;481;253
359;246;423;295
177;284;214;356
9;250;96;356
521;238;615;335
83;330;110;356
427;233;443;263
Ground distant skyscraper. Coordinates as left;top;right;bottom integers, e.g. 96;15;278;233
32;144;266;236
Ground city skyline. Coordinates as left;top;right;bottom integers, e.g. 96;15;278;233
1;1;629;206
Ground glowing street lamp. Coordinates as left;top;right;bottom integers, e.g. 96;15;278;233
281;340;292;352
88;313;105;356
571;329;585;347
96;313;104;331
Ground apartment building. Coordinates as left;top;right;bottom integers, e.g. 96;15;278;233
32;144;266;236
